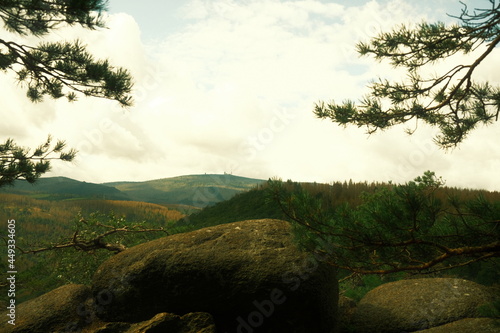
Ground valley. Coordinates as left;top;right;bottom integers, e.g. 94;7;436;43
1;173;499;306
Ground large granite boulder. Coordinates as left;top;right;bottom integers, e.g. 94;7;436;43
0;286;215;333
0;284;90;333
92;219;339;332
351;278;497;333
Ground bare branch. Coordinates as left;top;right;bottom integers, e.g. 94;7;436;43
9;226;169;255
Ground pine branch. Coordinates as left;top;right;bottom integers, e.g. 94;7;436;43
315;2;500;148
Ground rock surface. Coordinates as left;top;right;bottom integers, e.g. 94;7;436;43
87;312;216;333
351;278;497;333
338;295;357;332
418;318;500;333
92;219;339;332
0;284;90;333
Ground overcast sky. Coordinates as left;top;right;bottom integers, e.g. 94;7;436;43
1;0;499;190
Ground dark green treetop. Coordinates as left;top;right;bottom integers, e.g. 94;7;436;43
315;1;500;148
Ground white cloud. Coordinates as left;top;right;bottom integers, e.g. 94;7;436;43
1;0;499;190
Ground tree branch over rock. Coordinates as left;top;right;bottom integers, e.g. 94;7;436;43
9;213;169;255
269;171;500;274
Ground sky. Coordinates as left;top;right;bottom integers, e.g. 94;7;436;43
1;0;499;190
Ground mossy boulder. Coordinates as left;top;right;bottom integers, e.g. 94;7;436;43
351;278;497;333
92;219;339;332
418;318;500;333
0;284;90;333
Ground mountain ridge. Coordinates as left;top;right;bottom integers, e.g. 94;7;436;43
0;174;266;208
104;174;265;207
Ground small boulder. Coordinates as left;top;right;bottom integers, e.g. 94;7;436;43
0;284;90;333
418;318;500;333
90;312;216;333
92;219;338;332
178;312;216;333
338;295;357;331
351;278;497;333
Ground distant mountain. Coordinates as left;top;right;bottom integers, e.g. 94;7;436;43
0;174;266;208
105;174;266;207
0;177;130;201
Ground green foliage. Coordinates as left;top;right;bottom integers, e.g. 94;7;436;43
175;184;285;231
0;0;108;36
269;171;500;274
341;275;385;302
176;179;380;232
0;0;133;106
340;273;410;303
445;259;500;286
478;299;500;318
0;136;76;188
48;211;167;284
0;194;183;302
12;210;170;300
315;1;500;148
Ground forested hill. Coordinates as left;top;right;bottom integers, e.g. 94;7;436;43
175;180;500;233
105;174;265;207
0;177;129;201
0;174;266;208
174;180;379;231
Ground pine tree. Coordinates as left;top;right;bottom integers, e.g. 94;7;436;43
269;171;500;274
314;1;500;148
0;0;134;186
